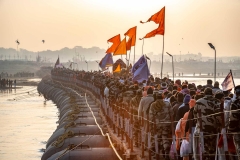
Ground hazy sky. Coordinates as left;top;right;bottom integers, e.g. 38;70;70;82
1;0;240;57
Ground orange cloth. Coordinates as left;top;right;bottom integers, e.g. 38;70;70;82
113;64;121;72
175;99;196;150
140;6;165;38
106;34;121;53
141;24;164;39
189;99;196;109
126;37;132;51
141;6;165;24
113;38;127;55
124;26;137;46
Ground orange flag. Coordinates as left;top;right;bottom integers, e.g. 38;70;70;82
140;6;165;24
140;6;165;36
124;26;137;46
126;37;132;51
140;24;164;39
113;64;121;72
106;34;121;53
113;38;127;56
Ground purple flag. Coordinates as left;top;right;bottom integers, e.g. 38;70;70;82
132;57;150;82
131;55;147;74
99;53;113;69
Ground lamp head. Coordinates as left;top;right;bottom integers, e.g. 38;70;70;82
166;52;172;57
208;43;215;50
145;54;150;60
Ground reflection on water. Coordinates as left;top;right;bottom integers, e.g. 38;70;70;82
0;86;58;160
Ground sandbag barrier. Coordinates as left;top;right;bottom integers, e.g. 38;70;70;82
37;80;119;160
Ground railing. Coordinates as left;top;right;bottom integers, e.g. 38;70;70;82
50;74;237;160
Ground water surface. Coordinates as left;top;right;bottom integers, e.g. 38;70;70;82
0;86;58;160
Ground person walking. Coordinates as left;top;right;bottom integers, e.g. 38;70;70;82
14;79;16;88
149;92;171;160
193;87;222;160
130;89;142;147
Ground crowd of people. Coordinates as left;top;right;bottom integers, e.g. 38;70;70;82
51;68;240;160
0;78;16;88
1;71;34;78
13;72;34;77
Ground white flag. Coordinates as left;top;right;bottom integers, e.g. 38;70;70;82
221;72;234;91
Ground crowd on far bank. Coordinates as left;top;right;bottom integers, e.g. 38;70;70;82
1;72;34;78
0;78;16;88
51;68;240;160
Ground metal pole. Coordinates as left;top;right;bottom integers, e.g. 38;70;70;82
134;46;135;64
214;49;216;82
172;56;174;82
161;36;164;79
128;49;131;66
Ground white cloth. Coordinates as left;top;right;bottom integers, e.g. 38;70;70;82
224;98;232;128
104;87;109;98
119;79;124;84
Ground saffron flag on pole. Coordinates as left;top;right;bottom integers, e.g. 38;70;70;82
99;53;113;69
126;37;132;51
113;64;121;73
140;24;164;39
132;57;150;82
131;55;147;74
140;6;165;38
221;71;235;91
140;6;165;25
113;37;127;56
112;59;126;72
106;34;121;53
124;26;137;46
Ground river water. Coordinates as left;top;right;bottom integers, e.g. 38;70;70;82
0;77;239;160
0;85;58;160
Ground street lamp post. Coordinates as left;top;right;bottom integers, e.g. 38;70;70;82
166;52;174;82
96;61;100;71
85;61;88;71
145;55;151;71
208;43;216;82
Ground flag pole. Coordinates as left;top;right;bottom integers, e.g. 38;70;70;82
142;38;144;55
230;69;236;88
126;53;128;67
125;37;128;67
161;36;164;79
128;49;131;66
161;7;165;79
134;46;135;64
